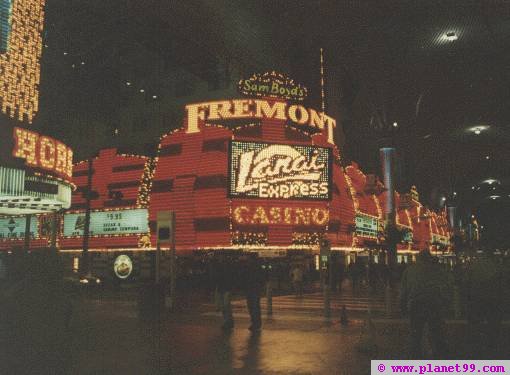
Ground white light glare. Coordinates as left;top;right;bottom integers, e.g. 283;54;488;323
393;122;398;128
467;125;489;135
445;32;458;41
483;179;499;185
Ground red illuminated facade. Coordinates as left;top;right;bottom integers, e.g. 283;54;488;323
0;80;453;257
59;148;152;251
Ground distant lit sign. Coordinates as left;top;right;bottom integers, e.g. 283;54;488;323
12;127;73;180
185;99;337;144
0;0;12;53
232;205;329;226
229;141;331;200
238;71;307;101
63;208;148;237
0;216;37;239
403;229;413;243
432;234;448;246
0;166;72;215
355;214;379;238
113;254;133;279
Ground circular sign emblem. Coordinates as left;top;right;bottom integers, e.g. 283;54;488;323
113;255;133;279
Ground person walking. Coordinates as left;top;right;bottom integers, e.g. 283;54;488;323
349;259;363;295
214;254;235;331
290;265;304;297
242;254;264;332
465;250;504;357
400;250;451;359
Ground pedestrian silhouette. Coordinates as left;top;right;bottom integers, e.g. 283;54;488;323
290;265;304;297
465;250;503;357
213;254;235;331
241;254;263;332
400;250;451;359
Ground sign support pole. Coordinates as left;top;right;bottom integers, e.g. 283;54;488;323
169;212;176;311
50;211;59;253
320;238;331;319
157;211;176;311
82;158;93;277
24;214;31;252
155;242;161;284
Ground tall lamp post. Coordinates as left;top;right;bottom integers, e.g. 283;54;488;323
377;127;399;269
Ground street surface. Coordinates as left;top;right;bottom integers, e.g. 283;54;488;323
62;286;510;375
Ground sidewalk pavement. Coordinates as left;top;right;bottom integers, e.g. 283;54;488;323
62;290;510;375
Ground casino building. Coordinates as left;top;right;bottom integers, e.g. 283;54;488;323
0;0;74;258
0;68;453;280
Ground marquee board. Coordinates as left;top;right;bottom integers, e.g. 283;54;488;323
63;208;149;237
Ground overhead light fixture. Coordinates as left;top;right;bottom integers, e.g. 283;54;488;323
483;178;499;185
485;155;490;160
489;195;500;200
126;81;131;86
453;192;457;196
445;31;458;41
152;95;157;99
393;122;398;128
467;125;489;135
140;89;145;93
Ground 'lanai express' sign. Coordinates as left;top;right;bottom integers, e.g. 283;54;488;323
229;141;331;200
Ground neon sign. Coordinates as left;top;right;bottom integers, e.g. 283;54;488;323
233;205;329;226
0;0;45;122
12;127;73;179
185;99;337;144
229;141;331;200
238;71;307;101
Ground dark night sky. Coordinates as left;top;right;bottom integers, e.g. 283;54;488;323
33;0;510;247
